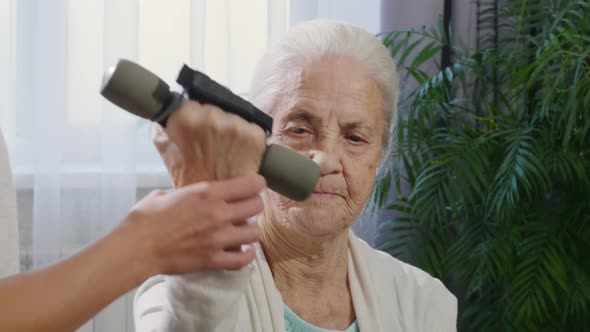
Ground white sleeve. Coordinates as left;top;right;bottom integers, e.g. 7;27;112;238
133;268;252;332
134;275;166;332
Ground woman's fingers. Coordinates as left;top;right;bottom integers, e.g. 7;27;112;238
154;98;267;187
151;123;168;147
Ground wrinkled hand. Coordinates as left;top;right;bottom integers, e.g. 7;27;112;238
123;175;265;275
153;100;267;188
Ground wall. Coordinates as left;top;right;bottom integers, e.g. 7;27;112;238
290;0;382;34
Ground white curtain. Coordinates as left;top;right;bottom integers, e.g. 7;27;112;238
0;0;382;330
0;0;384;266
1;0;288;331
3;0;290;264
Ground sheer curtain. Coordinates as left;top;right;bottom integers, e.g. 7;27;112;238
0;0;383;330
0;0;385;269
1;0;288;331
5;0;290;263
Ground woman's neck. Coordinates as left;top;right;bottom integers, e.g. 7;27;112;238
259;217;350;294
258;214;356;330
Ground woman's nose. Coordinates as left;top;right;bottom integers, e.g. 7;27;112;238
309;148;343;176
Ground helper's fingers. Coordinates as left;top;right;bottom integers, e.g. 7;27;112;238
170;181;263;225
209;245;256;271
173;181;211;199
224;195;264;224
206;174;266;202
216;223;260;249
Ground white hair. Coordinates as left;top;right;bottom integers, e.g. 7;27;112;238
250;19;400;245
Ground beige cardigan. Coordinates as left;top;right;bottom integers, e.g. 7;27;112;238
134;230;457;332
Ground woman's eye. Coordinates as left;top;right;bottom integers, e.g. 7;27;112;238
291;127;308;135
347;135;364;143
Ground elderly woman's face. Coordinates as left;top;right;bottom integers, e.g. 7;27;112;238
265;55;385;236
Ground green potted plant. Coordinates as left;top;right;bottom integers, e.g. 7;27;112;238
377;0;590;330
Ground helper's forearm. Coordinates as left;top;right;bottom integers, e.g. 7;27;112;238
0;222;151;332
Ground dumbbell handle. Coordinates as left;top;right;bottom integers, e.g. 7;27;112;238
100;59;320;201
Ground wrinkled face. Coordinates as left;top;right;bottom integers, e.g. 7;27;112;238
263;55;385;236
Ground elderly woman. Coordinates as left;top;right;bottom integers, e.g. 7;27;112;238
134;20;457;332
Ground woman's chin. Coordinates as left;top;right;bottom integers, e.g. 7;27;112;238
286;207;352;237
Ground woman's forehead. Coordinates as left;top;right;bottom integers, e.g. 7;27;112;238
275;56;384;124
298;56;379;95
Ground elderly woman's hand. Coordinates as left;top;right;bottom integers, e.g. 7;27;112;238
153;100;267;188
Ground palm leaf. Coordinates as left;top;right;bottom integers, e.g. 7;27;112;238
377;1;590;329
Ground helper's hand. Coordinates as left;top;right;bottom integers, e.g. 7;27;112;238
121;174;265;276
153;100;267;188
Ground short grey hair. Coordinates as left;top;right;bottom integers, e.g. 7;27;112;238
250;19;399;166
249;19;400;244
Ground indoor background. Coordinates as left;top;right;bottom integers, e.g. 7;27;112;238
1;0;587;331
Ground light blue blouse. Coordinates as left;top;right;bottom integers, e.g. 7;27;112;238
284;304;360;332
